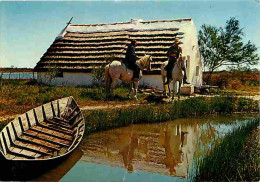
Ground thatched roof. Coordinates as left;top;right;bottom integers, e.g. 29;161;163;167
35;18;193;74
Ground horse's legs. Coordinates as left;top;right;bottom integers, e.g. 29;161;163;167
127;82;134;98
168;84;171;97
178;80;182;101
171;80;176;101
162;75;167;96
107;79;112;95
133;80;139;100
111;80;118;95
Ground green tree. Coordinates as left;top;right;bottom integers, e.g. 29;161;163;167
198;17;259;84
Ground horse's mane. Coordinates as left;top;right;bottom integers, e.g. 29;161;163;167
139;55;151;62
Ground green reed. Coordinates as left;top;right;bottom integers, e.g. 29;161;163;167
191;117;259;181
83;96;258;135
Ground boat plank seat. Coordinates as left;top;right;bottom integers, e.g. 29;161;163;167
47;118;72;128
27;129;71;145
20;135;60;150
37;122;72;136
52;117;70;125
19;134;60;151
45;119;73;130
7;146;35;159
16;141;53;154
6;154;16;160
33;153;42;158
11;147;22;154
30;127;72;142
19;149;38;157
23;132;70;148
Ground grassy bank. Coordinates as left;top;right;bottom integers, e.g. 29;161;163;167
83;96;258;135
0;80;144;116
192;117;259;181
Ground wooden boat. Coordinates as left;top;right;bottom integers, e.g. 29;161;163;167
0;96;85;162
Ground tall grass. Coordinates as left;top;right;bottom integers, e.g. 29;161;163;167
83;96;258;135
191;117;259;181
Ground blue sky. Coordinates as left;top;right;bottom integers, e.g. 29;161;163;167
0;0;259;69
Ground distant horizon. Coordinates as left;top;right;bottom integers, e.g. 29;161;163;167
1;67;259;72
0;1;259;70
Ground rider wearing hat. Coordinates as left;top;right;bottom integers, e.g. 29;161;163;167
164;38;190;84
125;39;140;80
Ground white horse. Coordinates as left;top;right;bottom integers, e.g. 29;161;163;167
105;55;152;100
161;56;186;101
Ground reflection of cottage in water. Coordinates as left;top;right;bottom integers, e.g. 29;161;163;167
82;119;215;178
34;18;202;90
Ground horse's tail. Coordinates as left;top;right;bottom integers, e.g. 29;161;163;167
104;64;112;92
160;61;167;79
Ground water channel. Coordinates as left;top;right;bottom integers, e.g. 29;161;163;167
1;72;36;79
1;114;257;181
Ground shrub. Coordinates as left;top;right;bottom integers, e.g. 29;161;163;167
227;79;243;90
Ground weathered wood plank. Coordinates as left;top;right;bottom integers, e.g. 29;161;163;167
6;154;16;159
30;128;72;142
6;126;51;156
19;149;37;157
23;132;69;147
11;147;22;154
52;117;70;125
45;119;72;130
19;135;60;151
38;122;72;135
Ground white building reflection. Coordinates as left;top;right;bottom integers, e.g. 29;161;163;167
82;118;215;177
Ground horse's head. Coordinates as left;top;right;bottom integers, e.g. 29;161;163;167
146;55;152;71
178;55;186;70
138;55;152;71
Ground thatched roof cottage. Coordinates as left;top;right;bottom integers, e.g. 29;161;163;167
34;18;202;90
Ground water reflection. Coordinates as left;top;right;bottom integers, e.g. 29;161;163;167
1;115;255;181
81;117;220;178
0;147;83;181
162;124;185;175
118;128;139;172
35;147;83;181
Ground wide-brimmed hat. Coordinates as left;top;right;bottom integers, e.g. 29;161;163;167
174;38;181;44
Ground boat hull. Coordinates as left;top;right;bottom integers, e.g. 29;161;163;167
0;96;85;180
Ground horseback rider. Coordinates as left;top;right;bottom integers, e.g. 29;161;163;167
164;38;190;84
125;39;140;81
